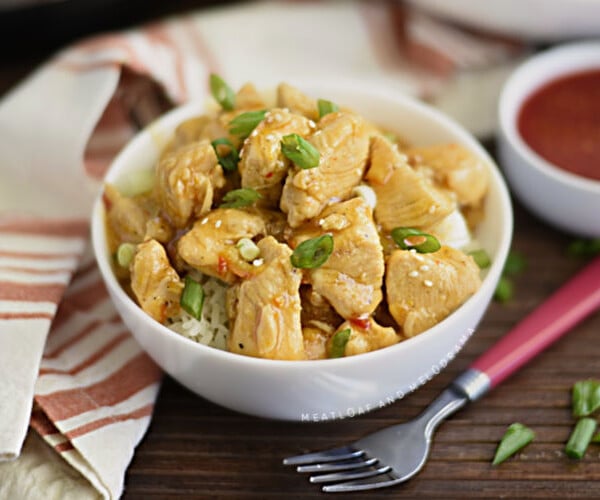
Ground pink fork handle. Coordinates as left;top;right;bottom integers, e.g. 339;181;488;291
471;255;600;389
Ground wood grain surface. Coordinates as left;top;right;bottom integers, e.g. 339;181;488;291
120;200;600;499
1;43;599;500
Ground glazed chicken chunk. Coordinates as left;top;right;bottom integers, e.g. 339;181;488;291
280;111;371;227
177;208;267;283
276;83;319;121
226;237;305;360
239;108;314;206
130;239;183;324
336;318;400;357
155;140;226;228
366;135;455;232
385;246;481;337
291;197;385;320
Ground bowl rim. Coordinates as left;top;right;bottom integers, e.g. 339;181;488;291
91;79;513;370
499;40;600;193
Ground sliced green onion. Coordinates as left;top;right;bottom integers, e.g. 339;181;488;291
116;243;136;268
180;275;205;320
228;109;267;137
592;431;600;443
280;133;320;169
329;328;351;358
209;74;235;111
565;417;597;459
469;249;492;269
572;380;600;417
391;227;441;254
211;138;239;172
236;237;260;261
219;188;262;208
494;276;513;303
492;423;535;466
290;234;334;269
117;168;155;197
503;251;526;275
317;98;339;118
567;238;600;258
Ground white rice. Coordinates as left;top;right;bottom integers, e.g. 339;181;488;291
167;274;229;350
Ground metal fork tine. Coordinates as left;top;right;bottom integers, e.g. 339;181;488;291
296;457;377;474
322;472;405;493
282;446;363;466
310;464;391;484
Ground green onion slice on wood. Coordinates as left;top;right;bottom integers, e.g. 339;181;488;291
492;423;535;465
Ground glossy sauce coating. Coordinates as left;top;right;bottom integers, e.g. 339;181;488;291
518;69;600;182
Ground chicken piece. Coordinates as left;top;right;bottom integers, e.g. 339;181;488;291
227;237;305;360
303;326;334;360
177;208;266;283
235;82;266;110
407;143;488;207
155;140;226;228
366;135;455;232
281;111;371;227
103;184;149;246
130;239;183;324
335;318;400;357
239;108;313;206
386;246;481;337
277;83;319;121
291;198;384;319
169;115;213;153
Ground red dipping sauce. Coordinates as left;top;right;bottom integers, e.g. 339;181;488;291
518;69;600;182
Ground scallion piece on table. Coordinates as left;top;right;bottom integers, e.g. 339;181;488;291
565;417;597;459
469;249;492;269
211;138;239;172
180;276;205;320
503;251;526;275
572;380;600;417
592;431;600;443
317;98;339;118
391;227;441;254
494;276;513;303
280;133;320;169
290;234;334;269
567;238;600;258
492;423;535;465
219;188;262;208
329;328;351;358
116;243;136;268
209;74;235;111
229;109;267;137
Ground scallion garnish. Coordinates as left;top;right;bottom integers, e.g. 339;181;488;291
317;98;339;118
116;243;136;268
219;188;262;208
280;133;320;169
572;380;600;417
503;251;526;275
492;423;535;465
469;249;491;269
211;138;239;172
391;227;441;254
329;328;351;358
494;276;513;303
565;417;597;459
567;238;600;258
180;275;205;320
592;431;600;443
209;74;235;111
229;109;267;137
290;234;334;269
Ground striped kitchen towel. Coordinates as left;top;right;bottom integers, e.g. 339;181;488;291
0;1;523;498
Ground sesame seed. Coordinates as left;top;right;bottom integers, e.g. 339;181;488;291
215;220;222;228
420;265;430;272
250;129;259;137
423;279;433;287
428;205;437;214
409;270;419;278
265;133;276;141
308;120;316;128
252;258;264;266
200;217;208;225
318;218;325;226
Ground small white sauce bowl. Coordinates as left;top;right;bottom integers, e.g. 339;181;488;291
498;41;600;238
91;80;512;421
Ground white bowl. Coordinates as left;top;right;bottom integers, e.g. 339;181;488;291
91;81;513;421
498;42;600;238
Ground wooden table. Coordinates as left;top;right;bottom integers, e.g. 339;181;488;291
2;34;599;500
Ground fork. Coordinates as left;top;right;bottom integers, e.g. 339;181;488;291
284;255;600;492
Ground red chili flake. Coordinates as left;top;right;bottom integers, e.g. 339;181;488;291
350;316;370;330
217;255;228;275
102;191;113;211
265;171;274;178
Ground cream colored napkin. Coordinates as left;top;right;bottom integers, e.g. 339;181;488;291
0;1;523;498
